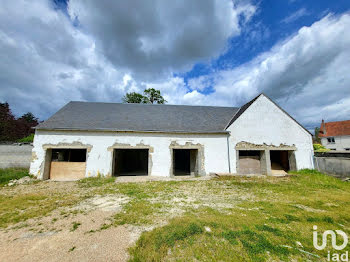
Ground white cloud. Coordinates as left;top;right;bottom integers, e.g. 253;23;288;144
68;0;256;80
0;0;255;119
282;8;309;24
185;13;350;128
0;0;349;132
0;0;141;118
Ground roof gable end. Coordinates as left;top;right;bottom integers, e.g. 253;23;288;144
225;93;311;136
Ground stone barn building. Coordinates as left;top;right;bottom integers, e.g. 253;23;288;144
30;94;314;180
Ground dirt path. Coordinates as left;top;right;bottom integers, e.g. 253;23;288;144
0;194;140;262
0;225;134;262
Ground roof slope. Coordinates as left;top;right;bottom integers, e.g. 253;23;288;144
319;120;350;137
36;102;239;133
224;94;260;129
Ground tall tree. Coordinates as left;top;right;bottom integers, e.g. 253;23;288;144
17;112;39;139
0;102;16;141
0;103;39;142
314;127;321;143
143;88;166;104
19;112;38;123
122;88;166;104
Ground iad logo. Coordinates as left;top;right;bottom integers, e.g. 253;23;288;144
313;225;349;261
313;225;348;250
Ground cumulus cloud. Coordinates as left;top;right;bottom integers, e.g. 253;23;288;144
0;0;255;119
0;0;349;132
187;13;350;129
0;0;136;118
68;0;256;80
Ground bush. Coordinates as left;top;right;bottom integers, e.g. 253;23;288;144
18;134;34;143
313;143;329;152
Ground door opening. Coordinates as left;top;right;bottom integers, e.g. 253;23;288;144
173;149;198;176
113;149;149;176
270;150;290;175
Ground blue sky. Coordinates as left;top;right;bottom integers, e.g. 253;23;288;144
182;0;350;95
0;0;350;132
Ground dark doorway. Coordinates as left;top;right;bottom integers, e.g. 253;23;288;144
238;150;262;174
173;149;198;176
113;149;148;176
270;150;290;174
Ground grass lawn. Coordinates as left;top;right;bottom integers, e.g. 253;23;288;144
1;169;349;261
0;168;29;186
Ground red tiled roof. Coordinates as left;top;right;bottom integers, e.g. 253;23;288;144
319;120;350;137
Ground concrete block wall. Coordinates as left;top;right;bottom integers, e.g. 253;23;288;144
0;144;33;169
314;155;350;178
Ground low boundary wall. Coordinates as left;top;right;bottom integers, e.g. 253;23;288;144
314;152;350;179
0;144;33;169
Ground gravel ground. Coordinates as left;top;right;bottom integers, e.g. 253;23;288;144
0;224;134;262
115;175;212;183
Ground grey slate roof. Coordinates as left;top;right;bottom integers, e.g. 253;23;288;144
36;102;239;133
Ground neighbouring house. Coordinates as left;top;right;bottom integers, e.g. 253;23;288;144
29;94;314;180
319;119;350;151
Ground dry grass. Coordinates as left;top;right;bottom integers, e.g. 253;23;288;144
0;169;349;261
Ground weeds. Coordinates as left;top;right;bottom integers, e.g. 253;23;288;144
70;222;81;232
0;168;29;185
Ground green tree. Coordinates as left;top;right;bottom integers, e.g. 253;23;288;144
122;92;147;104
19;112;38;123
0;103;38;141
122;88;166;104
314;127;321;143
143;88;167;104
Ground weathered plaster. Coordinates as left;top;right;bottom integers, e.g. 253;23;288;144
30;130;229;179
235;141;297;151
31;151;38;162
42;141;92;152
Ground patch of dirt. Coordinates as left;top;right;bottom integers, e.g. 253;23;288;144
293;204;326;213
0;223;134;262
73;195;130;212
115;175;211;183
149;180;256;219
6;176;36;186
0;193;135;262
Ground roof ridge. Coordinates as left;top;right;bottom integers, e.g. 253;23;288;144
324;119;350;124
68;101;238;109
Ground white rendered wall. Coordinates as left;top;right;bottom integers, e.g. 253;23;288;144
321;136;350;151
226;95;314;172
30;131;230;179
